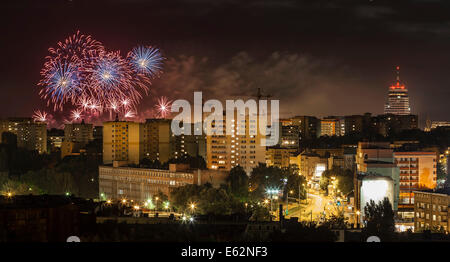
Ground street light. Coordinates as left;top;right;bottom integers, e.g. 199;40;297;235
164;201;170;211
189;203;196;214
356;210;361;227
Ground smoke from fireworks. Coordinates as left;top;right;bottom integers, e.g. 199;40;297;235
37;31;164;122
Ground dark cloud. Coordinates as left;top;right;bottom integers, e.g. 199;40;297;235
150;52;376;118
1;0;450;125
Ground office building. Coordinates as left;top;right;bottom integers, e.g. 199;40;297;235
384;66;411;115
98;164;228;203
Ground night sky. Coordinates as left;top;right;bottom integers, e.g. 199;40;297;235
1;0;450;126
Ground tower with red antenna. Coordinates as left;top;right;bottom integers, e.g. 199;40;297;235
384;66;411;115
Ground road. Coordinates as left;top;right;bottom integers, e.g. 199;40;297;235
286;190;341;222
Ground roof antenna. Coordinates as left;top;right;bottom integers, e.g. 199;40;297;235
396;66;400;85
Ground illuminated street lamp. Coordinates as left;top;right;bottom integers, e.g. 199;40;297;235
356;210;361;227
164;201;170;211
189;203;196;214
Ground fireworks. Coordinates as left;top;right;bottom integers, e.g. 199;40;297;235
128;46;164;77
155;96;172;118
39;59;82;110
37;31;164;121
124;110;136;118
33;110;48;122
70;109;82;122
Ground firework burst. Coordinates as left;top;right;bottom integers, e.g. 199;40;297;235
155;96;172;118
38;31;164;121
33;110;48;122
128;46;164;77
70;109;83;122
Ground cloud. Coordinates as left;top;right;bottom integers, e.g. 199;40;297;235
354;5;395;19
149;52;377;118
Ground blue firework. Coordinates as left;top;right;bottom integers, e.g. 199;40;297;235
128;46;164;77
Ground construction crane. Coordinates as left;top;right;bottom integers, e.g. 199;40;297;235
254;88;272;100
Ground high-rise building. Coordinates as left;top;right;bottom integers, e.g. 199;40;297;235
47;128;64;152
103;118;144;165
174;123;206;161
0;117;47;154
384;66;411;115
372;114;418;136
394;152;437;207
319;117;338;137
64;120;94;147
143;119;206;164
290;116;318;140
143;119;176;163
279;119;299;148
205;111;266;174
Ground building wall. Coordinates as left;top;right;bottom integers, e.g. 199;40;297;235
98;165;228;203
320;119;337;137
394;152;437;207
290;116;318;140
206;112;266;174
414;191;449;232
2;118;48;154
64;122;94;146
266;147;296;168
103;121;144;165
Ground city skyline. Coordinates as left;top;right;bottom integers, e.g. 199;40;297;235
1;0;450;125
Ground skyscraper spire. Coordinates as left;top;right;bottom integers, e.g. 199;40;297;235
396;66;400;84
385;66;410;115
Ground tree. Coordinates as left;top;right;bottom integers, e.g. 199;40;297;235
227;166;249;200
0;179;34;195
286;165;306;200
319;167;353;195
248;163;286;200
363;197;395;241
